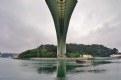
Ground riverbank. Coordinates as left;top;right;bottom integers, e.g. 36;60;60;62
30;57;121;61
29;57;103;61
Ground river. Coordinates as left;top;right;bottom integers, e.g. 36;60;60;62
0;58;121;80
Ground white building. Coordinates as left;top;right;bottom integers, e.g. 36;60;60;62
80;54;93;59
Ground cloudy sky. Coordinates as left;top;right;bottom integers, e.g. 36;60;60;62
0;0;121;53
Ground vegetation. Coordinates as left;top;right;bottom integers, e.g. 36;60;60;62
19;45;57;59
18;43;118;59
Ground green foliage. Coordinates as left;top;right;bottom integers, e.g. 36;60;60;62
18;44;57;59
66;44;118;57
18;43;118;59
66;52;80;58
18;49;37;59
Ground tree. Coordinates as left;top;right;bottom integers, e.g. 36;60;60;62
18;43;119;59
112;48;118;54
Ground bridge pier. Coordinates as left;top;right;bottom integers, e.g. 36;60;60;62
57;36;66;58
45;0;77;78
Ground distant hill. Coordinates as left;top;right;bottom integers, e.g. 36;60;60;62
18;43;118;59
0;52;17;58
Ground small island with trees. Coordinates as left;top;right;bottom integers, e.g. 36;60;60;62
18;43;119;59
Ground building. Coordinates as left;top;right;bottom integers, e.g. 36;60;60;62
80;54;93;59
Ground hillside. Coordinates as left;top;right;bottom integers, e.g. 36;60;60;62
18;43;118;59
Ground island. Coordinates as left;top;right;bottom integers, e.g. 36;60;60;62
18;43;119;59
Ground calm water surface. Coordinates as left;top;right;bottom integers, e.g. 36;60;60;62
0;58;121;80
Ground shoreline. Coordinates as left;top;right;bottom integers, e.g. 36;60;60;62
30;58;91;61
29;57;121;61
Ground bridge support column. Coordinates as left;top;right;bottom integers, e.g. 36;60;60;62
57;36;66;58
45;0;78;78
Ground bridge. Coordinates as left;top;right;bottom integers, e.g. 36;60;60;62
45;0;78;58
45;0;77;77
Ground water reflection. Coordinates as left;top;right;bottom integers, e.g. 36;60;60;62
57;60;66;77
92;60;112;66
38;66;56;74
55;77;67;80
34;60;111;75
1;58;121;80
19;60;112;80
68;68;106;73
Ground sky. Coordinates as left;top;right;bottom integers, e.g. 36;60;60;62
0;0;121;53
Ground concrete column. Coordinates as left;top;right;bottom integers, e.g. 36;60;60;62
57;36;66;58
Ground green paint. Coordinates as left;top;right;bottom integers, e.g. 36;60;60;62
45;0;77;58
57;60;66;77
45;0;77;77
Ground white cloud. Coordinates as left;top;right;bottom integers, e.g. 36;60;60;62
0;0;121;53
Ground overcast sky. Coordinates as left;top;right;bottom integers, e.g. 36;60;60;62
0;0;121;53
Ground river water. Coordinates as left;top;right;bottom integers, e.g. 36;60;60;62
0;58;121;80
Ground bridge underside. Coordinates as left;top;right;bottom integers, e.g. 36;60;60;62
45;0;77;58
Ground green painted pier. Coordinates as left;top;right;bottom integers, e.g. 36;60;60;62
45;0;77;77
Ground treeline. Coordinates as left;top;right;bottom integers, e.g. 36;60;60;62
66;44;118;57
18;43;118;59
19;45;57;59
